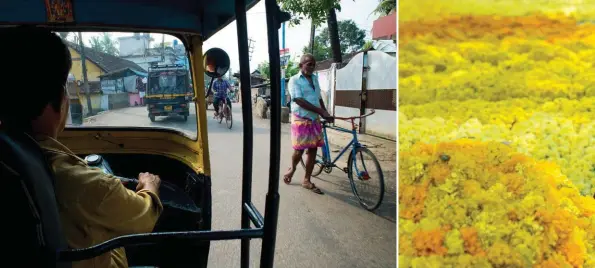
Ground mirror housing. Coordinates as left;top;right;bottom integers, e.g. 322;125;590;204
203;48;230;78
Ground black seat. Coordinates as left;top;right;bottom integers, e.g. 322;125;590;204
0;130;70;268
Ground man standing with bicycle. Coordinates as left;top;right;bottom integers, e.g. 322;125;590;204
212;75;232;117
283;54;333;194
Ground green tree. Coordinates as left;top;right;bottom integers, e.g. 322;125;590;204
100;33;118;56
302;37;331;62
302;20;367;61
89;36;103;51
363;40;374;50
285;59;300;77
278;0;345;63
373;0;396;16
257;58;300;80
257;61;271;80
87;33;119;56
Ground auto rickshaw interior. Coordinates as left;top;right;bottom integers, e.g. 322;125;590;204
0;0;288;267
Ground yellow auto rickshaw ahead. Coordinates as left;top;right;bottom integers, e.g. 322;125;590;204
0;0;289;267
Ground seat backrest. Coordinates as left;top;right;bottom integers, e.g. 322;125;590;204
0;130;70;268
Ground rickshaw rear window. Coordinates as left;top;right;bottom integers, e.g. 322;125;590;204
60;31;197;139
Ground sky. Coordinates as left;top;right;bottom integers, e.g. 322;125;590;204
74;0;380;73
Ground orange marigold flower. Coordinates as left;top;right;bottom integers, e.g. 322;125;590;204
412;228;448;256
460;227;486;256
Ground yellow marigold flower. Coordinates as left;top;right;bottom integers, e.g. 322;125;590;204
399;140;595;266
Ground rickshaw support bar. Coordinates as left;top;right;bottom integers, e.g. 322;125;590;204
234;0;255;267
58;229;264;261
260;0;286;267
243;202;264;228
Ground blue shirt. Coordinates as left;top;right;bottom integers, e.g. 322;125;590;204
213;79;230;99
288;72;322;120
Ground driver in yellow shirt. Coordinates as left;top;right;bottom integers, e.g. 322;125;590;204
0;28;163;268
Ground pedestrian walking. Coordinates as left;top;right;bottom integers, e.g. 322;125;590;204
282;54;333;194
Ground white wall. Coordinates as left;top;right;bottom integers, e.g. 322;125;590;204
331;52;396;140
118;35;151;57
335;53;363;92
365;51;396;140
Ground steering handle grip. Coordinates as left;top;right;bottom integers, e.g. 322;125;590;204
115;176;139;187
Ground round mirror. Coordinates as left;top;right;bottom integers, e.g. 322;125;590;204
203;48;230;78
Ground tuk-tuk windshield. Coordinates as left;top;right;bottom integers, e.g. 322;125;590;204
148;71;189;95
61;31;197;139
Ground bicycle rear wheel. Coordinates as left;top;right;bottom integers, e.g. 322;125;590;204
300;152;324;177
226;106;233;129
348;147;385;211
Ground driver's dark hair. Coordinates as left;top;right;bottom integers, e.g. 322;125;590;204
0;26;72;129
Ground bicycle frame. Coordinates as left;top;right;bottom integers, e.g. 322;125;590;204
319;124;361;167
316;110;376;172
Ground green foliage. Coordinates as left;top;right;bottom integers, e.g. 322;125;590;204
257;61;271;80
372;0;396;16
87;33;119;56
302;20;367;61
257;57;300;80
363;40;374;50
277;0;341;26
285;59;300;77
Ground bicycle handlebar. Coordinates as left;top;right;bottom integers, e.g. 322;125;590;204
332;109;376;121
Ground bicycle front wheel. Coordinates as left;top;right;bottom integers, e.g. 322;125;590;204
300;152;324;177
348;147;385;211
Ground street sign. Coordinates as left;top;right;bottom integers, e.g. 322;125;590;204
279;48;290;55
280;54;290;68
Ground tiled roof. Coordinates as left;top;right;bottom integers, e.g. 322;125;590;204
67;42;145;73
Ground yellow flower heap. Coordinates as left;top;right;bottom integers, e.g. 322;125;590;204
399;13;595;196
399;140;595;267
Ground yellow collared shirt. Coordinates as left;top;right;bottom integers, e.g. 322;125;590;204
36;135;163;268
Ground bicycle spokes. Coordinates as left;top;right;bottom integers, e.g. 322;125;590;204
348;147;385;211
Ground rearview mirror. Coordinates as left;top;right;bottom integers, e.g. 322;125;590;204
203;48;230;78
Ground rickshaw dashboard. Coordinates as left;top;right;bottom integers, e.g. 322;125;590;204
83;153;206;233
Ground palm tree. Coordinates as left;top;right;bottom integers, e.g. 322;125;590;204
373;0;396;16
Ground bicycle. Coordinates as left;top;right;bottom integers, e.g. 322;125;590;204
214;97;232;129
299;110;385;211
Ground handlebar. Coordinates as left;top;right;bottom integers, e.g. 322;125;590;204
332;109;376;121
115;176;139;190
320;109;375;130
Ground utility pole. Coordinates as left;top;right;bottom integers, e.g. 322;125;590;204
161;33;165;63
280;22;286;107
77;32;93;116
248;37;255;62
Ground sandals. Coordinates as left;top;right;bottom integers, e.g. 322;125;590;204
284;167;323;195
302;182;323;194
283;168;294;185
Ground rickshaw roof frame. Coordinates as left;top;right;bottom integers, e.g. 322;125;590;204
0;0;259;40
1;0;287;267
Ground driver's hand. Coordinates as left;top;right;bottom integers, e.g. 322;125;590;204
137;172;161;194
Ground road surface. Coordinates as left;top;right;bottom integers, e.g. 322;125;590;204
84;103;397;268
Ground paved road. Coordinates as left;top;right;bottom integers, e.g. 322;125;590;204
85;103;397;268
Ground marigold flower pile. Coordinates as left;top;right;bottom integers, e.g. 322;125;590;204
399;140;595;267
399;10;595;267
